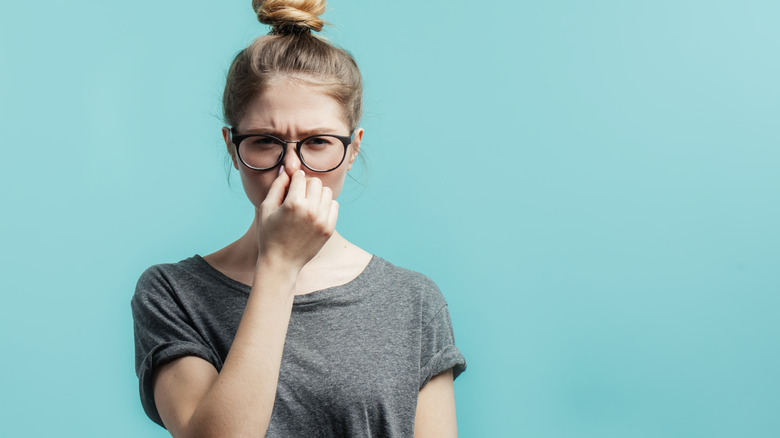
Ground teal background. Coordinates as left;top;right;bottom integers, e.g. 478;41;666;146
1;0;778;436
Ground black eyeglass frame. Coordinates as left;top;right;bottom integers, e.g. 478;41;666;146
230;127;353;173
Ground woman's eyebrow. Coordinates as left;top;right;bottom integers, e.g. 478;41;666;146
239;127;276;135
297;127;343;136
242;127;343;136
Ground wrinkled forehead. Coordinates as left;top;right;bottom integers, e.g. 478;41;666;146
238;76;350;135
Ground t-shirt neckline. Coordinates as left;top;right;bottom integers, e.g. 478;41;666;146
189;254;379;304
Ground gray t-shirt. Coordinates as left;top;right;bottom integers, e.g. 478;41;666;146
132;255;466;437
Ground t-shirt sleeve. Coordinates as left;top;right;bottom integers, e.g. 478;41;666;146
131;265;221;428
418;282;467;389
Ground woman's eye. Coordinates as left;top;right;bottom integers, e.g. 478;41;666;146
256;137;277;145
247;136;280;148
307;137;335;147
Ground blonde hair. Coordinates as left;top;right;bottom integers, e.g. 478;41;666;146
223;0;363;131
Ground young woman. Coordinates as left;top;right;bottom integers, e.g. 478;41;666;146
132;1;466;436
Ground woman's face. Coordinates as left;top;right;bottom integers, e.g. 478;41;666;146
222;78;363;210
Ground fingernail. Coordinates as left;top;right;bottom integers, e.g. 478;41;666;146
297;170;305;176
278;165;284;176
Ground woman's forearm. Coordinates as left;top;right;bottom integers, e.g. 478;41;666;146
184;259;298;437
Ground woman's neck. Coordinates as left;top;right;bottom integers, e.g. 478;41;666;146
240;211;351;264
204;211;371;293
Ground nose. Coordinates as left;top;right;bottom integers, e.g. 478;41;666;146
281;142;302;176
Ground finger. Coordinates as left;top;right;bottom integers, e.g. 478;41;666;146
318;186;332;215
326;200;339;231
305;176;323;206
264;165;289;207
285;169;307;203
318;186;333;224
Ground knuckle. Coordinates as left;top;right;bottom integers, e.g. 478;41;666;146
283;199;301;212
259;200;274;212
317;221;333;236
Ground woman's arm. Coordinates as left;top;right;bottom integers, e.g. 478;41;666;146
414;369;458;437
153;170;338;438
154;263;296;438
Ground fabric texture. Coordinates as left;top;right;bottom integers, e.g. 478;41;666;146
131;255;466;437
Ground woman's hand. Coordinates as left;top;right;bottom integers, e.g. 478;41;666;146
256;166;339;271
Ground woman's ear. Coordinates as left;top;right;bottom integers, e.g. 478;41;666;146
347;128;364;170
222;126;240;170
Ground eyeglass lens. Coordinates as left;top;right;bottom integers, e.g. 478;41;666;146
239;135;346;172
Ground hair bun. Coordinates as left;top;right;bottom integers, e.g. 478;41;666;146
252;0;327;34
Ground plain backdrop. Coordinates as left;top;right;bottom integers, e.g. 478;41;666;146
1;0;778;436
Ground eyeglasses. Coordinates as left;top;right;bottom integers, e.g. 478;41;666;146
230;128;353;173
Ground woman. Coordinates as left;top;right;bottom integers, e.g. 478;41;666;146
131;0;466;436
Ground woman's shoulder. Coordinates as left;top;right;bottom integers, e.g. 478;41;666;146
133;255;243;300
366;256;448;310
136;255;202;286
369;256;437;286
